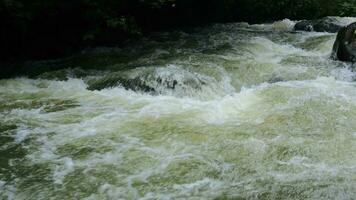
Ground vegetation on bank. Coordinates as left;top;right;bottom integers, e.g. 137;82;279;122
0;0;355;62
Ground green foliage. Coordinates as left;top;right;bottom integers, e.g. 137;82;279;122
235;0;345;22
338;0;356;16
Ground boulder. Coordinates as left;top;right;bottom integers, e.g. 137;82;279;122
331;22;356;62
87;75;155;92
87;74;180;92
294;17;355;33
294;20;314;32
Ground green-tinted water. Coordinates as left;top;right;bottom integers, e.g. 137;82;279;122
1;18;356;199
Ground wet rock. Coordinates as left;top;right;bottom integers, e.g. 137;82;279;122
87;74;155;92
331;22;356;62
86;71;202;93
294;17;354;33
294;20;314;32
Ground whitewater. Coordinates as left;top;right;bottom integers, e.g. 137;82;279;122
1;18;356;199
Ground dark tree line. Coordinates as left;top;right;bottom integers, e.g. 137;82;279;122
0;0;355;61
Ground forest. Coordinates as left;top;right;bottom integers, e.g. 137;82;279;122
1;0;355;61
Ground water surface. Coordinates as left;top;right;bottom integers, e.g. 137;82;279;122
1;18;356;199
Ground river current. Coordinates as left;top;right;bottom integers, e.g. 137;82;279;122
1;18;356;199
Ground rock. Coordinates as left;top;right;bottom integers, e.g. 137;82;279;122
87;73;186;92
294;17;355;33
313;17;344;33
87;74;155;92
294;20;314;32
331;22;356;62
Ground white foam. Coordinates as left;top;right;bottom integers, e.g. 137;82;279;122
2;19;356;199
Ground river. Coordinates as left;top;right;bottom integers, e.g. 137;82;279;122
1;18;356;199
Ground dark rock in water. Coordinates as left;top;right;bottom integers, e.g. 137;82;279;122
86;66;213;93
87;75;155;92
87;74;185;92
268;76;284;83
332;22;356;62
294;20;314;32
294;17;354;33
313;18;344;33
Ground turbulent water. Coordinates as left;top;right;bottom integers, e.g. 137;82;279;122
2;18;356;200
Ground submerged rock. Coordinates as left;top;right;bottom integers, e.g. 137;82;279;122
331;22;356;62
86;71;204;94
87;75;155;92
294;17;355;33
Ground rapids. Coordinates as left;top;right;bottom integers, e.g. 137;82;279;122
1;18;356;199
